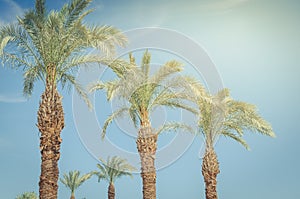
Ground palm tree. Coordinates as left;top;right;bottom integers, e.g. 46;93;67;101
93;156;135;199
191;87;275;199
0;0;127;198
89;51;195;199
60;170;93;199
16;192;38;199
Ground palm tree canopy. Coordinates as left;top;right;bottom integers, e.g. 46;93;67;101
89;50;197;137
0;0;128;107
16;192;38;199
93;156;136;183
195;87;275;149
60;170;93;193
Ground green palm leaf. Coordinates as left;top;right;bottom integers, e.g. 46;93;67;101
60;170;93;194
0;0;127;104
194;87;275;149
93;156;136;184
90;51;199;135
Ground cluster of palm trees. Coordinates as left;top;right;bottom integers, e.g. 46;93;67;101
59;156;135;199
1;0;275;199
89;51;275;199
17;156;135;199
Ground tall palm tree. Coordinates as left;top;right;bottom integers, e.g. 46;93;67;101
89;51;195;199
60;170;93;199
0;0;127;198
191;86;275;199
93;156;135;199
16;192;38;199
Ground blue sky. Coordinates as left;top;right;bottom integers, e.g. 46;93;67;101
0;0;300;198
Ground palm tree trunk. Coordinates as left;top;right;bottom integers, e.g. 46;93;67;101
108;182;115;199
202;148;220;199
70;192;75;199
37;65;64;199
136;121;157;199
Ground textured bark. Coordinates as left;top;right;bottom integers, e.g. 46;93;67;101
202;148;220;199
38;65;64;199
108;182;115;199
136;123;157;199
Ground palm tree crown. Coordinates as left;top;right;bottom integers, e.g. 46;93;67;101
0;0;127;105
93;156;135;199
90;50;195;135
196;88;275;149
60;170;92;199
93;156;135;184
16;192;38;199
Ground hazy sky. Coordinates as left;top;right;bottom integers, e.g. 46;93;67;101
0;0;300;198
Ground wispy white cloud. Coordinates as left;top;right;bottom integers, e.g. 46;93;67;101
0;94;27;103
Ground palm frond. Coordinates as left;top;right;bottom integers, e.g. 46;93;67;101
196;88;275;150
129;52;136;64
35;0;46;19
0;52;34;70
60;170;92;193
141;50;150;77
76;172;93;189
0;36;12;55
64;0;92;29
150;60;183;85
158;99;198;114
86;25;128;57
221;130;250;150
60;73;92;109
104;58;137;78
23;66;42;97
95;156;136;184
88;80;106;93
93;165;107;182
59;54;100;74
18;10;45;61
156;122;194;135
101;107;129;139
129;105;140;128
226;100;275;137
88;79;122;101
0;24;43;69
178;76;208;103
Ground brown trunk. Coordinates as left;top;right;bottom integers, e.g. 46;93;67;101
202;148;220;199
108;182;115;199
38;65;64;199
70;193;75;199
136;117;157;199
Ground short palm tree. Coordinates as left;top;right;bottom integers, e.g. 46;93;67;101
16;192;38;199
93;156;135;199
191;87;275;199
60;170;93;199
0;0;127;198
90;51;195;199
